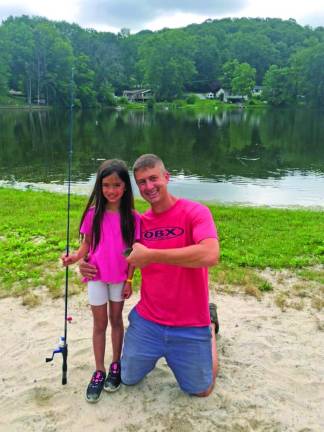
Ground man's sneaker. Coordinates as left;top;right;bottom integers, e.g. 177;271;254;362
104;361;121;392
209;303;220;334
85;370;106;403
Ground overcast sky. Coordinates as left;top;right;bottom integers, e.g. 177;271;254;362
1;0;323;33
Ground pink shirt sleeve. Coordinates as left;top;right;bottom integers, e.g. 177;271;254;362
80;208;94;236
191;204;218;244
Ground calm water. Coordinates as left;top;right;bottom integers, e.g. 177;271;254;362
0;107;324;207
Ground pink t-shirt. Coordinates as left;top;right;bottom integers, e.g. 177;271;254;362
80;208;141;283
136;198;218;327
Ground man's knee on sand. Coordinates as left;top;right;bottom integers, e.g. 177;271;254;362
120;363;149;386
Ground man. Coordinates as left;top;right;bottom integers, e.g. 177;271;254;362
81;154;220;396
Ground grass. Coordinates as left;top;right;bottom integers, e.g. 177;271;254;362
117;97;267;114
0;188;323;309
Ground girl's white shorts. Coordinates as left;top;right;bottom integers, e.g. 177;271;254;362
87;280;124;305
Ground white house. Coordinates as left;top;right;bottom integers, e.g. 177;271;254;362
252;86;263;97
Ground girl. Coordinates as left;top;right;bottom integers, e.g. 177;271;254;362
62;159;140;403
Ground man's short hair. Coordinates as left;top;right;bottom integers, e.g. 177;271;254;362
133;154;166;173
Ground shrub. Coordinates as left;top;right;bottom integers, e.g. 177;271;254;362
186;94;198;105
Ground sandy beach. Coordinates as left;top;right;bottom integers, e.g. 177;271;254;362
0;289;323;432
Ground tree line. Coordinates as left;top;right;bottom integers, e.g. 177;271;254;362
1;15;324;107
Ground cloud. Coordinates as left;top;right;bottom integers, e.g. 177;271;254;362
78;0;247;30
299;11;324;28
0;4;32;23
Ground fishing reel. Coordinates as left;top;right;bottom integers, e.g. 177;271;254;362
46;316;72;385
46;336;68;385
46;336;66;363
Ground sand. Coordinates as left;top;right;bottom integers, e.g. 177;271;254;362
0;291;323;432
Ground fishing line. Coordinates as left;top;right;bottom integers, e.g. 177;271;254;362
46;67;74;385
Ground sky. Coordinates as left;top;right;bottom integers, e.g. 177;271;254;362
0;0;324;34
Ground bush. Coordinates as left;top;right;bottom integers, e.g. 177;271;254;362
173;99;186;108
186;94;198;105
118;96;129;105
147;97;155;110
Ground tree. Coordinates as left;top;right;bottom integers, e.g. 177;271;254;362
228;32;278;83
231;63;256;96
189;35;222;92
33;22;74;105
1;17;35;102
262;65;297;106
0;27;10;96
221;59;239;91
291;42;324;107
74;54;97;107
1;15;324;106
138;30;197;100
221;60;256;96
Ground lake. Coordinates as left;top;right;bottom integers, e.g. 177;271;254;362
0;107;324;207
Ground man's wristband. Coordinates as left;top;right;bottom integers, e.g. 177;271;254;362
126;278;133;284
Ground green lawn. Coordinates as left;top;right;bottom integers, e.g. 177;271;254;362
0;188;323;308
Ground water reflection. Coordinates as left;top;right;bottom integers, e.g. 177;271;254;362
0;108;324;207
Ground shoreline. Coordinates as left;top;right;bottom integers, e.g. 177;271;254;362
1;180;324;211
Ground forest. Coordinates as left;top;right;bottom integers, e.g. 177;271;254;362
1;15;324;107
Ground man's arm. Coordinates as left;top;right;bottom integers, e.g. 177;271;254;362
126;238;220;269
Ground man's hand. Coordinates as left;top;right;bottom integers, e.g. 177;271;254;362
79;258;97;279
126;243;152;268
122;281;133;299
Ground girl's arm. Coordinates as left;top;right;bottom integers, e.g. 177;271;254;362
122;264;136;299
61;235;91;267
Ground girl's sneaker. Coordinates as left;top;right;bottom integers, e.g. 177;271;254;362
104;361;121;392
85;370;106;403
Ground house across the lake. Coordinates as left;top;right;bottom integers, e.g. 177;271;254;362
8;89;24;97
252;86;263;97
216;88;247;103
122;89;152;102
206;92;215;99
226;95;246;103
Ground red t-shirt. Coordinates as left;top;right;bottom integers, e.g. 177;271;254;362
136;199;218;327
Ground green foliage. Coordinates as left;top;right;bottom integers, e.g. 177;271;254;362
228;32;278;83
98;83;117;106
231;63;256;96
118;96;129;105
0;28;10;96
291;42;324;107
0;16;323;106
138;30;197;100
221;59;240;91
74;54;97;107
186;94;199;104
146;97;155;110
262;65;297;106
222;60;256;96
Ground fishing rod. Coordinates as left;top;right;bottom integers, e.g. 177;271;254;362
46;67;74;385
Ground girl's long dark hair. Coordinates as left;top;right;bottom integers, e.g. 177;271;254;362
80;159;135;251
